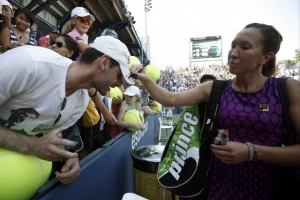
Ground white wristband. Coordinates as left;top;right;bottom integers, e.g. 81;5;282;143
246;142;254;161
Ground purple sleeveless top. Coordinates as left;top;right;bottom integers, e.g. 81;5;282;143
208;77;285;200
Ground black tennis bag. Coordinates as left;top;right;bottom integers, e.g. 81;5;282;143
157;80;227;198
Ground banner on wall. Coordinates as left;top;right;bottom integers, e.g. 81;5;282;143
131;121;149;150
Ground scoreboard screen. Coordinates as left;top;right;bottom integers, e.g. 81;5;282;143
190;35;222;60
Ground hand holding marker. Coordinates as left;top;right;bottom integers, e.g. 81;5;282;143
129;60;150;79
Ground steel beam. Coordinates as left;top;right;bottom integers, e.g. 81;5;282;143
31;0;59;15
26;0;42;10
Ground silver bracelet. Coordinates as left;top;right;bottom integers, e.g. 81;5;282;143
246;142;254;161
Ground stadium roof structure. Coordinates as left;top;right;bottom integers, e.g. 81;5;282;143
9;0;147;60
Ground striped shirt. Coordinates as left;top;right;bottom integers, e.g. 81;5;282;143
10;28;35;45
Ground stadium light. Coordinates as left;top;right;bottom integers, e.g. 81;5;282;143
125;11;131;18
143;0;152;63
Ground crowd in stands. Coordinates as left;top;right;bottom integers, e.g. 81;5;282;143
277;64;300;79
157;63;299;92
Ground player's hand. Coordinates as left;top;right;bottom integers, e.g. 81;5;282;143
29;127;78;161
55;157;80;184
211;141;249;164
130;64;150;82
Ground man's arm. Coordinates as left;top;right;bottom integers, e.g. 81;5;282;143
0;125;33;154
0;125;81;184
0;125;78;161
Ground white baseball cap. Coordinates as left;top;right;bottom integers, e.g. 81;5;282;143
1;0;12;11
71;7;95;21
89;36;135;84
124;86;141;97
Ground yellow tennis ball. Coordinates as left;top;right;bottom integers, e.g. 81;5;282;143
145;64;161;82
123;109;144;132
149;102;162;114
130;56;141;67
110;87;123;100
0;148;52;200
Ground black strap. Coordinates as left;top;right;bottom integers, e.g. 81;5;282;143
200;80;227;142
276;79;300;199
277;78;297;145
198;80;227;197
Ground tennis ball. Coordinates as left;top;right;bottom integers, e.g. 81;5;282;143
0;148;52;200
130;56;141;67
149;102;162;114
110;87;123;100
145;64;161;82
123;109;144;132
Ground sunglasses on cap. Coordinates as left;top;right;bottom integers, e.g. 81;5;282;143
77;17;93;26
50;41;67;48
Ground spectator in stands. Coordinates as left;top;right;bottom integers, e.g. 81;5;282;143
51;33;79;61
132;23;300;199
62;7;95;52
140;88;150;105
30;23;43;43
0;0;13;30
116;86;145;131
0;0;10;54
38;27;59;47
200;74;217;84
140;89;156;118
82;33;88;43
11;5;17;17
0;7;35;52
0;36;134;186
166;106;173;121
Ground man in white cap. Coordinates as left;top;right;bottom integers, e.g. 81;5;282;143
0;0;13;53
0;36;135;185
0;0;13;29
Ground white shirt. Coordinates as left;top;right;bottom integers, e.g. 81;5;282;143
0;46;89;135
